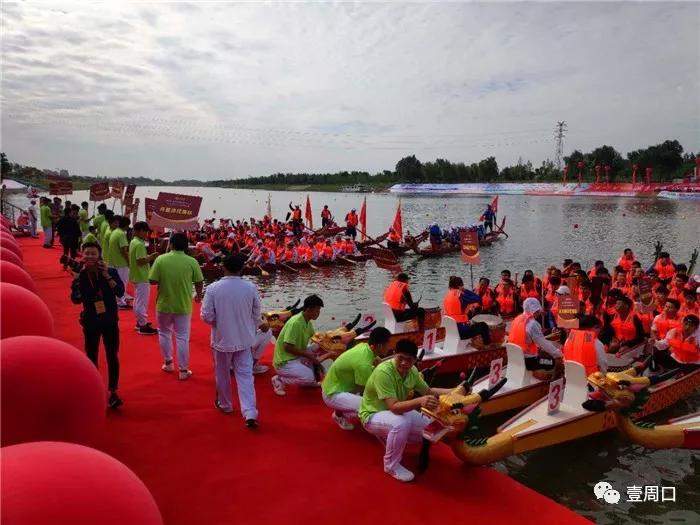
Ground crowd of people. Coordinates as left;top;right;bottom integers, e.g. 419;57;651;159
39;195;699;482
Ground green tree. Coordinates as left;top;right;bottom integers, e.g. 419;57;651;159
395;155;423;182
0;152;10;178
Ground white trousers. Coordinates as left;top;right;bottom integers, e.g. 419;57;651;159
275;358;318;386
252;329;273;361
30;219;38;237
364;410;430;472
322;391;362;418
114;266;132;303
132;282;150;326
213;349;258;419
43;226;52;246
157;312;191;370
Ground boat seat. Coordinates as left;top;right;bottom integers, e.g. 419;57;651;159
504;343;532;389
442;316;471;354
382;302;413;334
561;361;589;411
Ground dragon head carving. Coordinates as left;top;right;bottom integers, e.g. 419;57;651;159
262;300;301;336
310;314;376;356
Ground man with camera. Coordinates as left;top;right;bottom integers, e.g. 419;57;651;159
70;241;126;409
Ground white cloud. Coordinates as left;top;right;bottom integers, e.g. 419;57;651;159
1;1;698;180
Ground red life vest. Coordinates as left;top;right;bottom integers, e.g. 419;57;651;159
680;303;699;318
479;286;494;310
388;231;401;243
322;245;334;259
384;281;408;311
611;311;637;341
654;260;676;280
519;284;540;302
509;313;538;355
563;329;599;376
617;255;634;272
496;289;515;315
346;212;358;227
321;209;331;219
342;241;354;254
284;248;296;261
292;209;302;220
668;330;699;363
653;313;681;340
443;289;467;323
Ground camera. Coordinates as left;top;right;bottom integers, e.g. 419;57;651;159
60;255;84;273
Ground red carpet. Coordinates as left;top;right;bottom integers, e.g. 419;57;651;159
16;236;589;525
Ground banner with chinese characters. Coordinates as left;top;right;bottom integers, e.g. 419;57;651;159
89;182;110;201
110;180;125;200
144;197;158;222
48;178;73;195
556;295;580;329
124;197;139;217
122;184;136;206
148;192;202;231
460;230;480;264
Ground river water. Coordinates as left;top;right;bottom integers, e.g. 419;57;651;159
16;186;700;523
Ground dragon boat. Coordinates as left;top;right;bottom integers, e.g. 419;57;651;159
422;360;700;465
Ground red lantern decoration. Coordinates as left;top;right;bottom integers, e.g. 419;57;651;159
0;247;24;268
0;283;54;339
0;261;36;293
1;442;163;525
1;235;22;260
1;336;105;446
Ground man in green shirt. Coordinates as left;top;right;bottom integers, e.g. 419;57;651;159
100;211;115;266
271;294;324;396
79;201;90;238
39;197;53;247
359;339;456;482
93;203;107;240
108;215;132;307
129;221;158;335
82;226;99;247
321;326;391;430
148;232;204;380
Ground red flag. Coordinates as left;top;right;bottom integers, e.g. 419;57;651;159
391;200;402;237
490;195;499;213
305;195;313;229
359;197;367;241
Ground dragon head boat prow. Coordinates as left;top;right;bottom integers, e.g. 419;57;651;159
262;299;302;336
310;314;376;356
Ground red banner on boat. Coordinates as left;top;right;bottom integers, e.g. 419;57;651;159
391;200;402;238
490;195;499;213
122;184;136;206
89;182;110;201
48;180;73;195
305;195;313;229
556;295;579;329
460;230;480;264
359;197;367;241
148;192;202;231
566;276;579;299
110;181;125;200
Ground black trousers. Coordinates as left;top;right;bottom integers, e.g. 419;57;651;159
83;319;120;391
393;307;425;324
346;225;357;239
61;237;79;259
457;321;491;343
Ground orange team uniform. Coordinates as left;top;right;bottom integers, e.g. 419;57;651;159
384;281;408;311
563;329;599;376
509;313;538;355
496;289;516;316
654;259;676;281
652;313;681;340
668;330;700;363
443;289;468;323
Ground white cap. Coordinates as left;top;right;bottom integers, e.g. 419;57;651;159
556;285;571;295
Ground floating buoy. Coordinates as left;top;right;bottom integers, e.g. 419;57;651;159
331;316;335;320
574;224;579;229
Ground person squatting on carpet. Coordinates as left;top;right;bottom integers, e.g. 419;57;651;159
70;241;125;409
201;254;269;428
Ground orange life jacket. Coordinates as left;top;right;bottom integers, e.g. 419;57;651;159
611;311;637;341
653;313;681;340
284;248;296;261
388;231;401;243
478;286;495;310
654;260;676;280
342;241;354;254
617;255;634;272
563;329;599;376
384;281;408;311
668;330;699;363
680;302;699;318
519;284;540;302
509;313;538;355
496;289;515;315
443;289;467;323
634;305;654;335
292;209;302;220
346;212;358;227
321;209;331;219
322;245;334;259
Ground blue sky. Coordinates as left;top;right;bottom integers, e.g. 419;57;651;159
1;1;698;181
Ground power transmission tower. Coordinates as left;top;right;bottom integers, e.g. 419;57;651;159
554;121;567;170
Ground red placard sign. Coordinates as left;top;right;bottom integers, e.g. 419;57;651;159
144;197;158;222
149;192;202;231
49;180;73;195
556;294;580;329
122;184;136;206
460;230;481;264
89;182;110;201
110;181;125;200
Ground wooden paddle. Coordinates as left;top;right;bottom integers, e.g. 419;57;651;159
256;265;271;277
339;256;358;265
494;216;509;238
281;262;299;273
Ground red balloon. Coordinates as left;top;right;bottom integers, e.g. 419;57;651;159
0;283;53;339
1;236;22;260
0;261;36;293
0;247;24;268
1;442;163;525
0;215;11;227
1;336;105;446
0;225;11;235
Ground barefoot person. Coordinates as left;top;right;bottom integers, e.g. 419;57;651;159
321;326;392;430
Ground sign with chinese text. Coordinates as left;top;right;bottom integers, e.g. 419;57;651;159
460;230;480;264
148;192;202;231
89;182;110;201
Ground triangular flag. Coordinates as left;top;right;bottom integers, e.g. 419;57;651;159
359;197;367;241
391;199;402;238
305;195;313;229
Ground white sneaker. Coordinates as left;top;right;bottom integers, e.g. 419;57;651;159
385;464;415;482
178;369;193;381
161;361;174;373
332;412;355;431
253;363;269;375
271;375;286;396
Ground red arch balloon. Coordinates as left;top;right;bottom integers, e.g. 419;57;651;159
0;247;24;268
1;442;163;525
1;336;105;446
0;261;36;293
0;283;53;339
1;236;23;260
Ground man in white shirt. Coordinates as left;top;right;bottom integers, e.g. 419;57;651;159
27;200;38;238
201;254;266;428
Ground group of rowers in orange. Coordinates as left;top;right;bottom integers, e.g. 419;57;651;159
383;247;699;375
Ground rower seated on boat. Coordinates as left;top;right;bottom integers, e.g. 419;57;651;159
562;315;608;376
428;224;442;249
383;273;425;329
321;326;392;431
248;246;276;266
508;298;563;373
473;277;497;315
652;252;676;285
320;239;336;261
653;314;700;368
651;299;682;341
443;276;493;345
604;296;645;353
387;228;402;250
340;236;359;256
